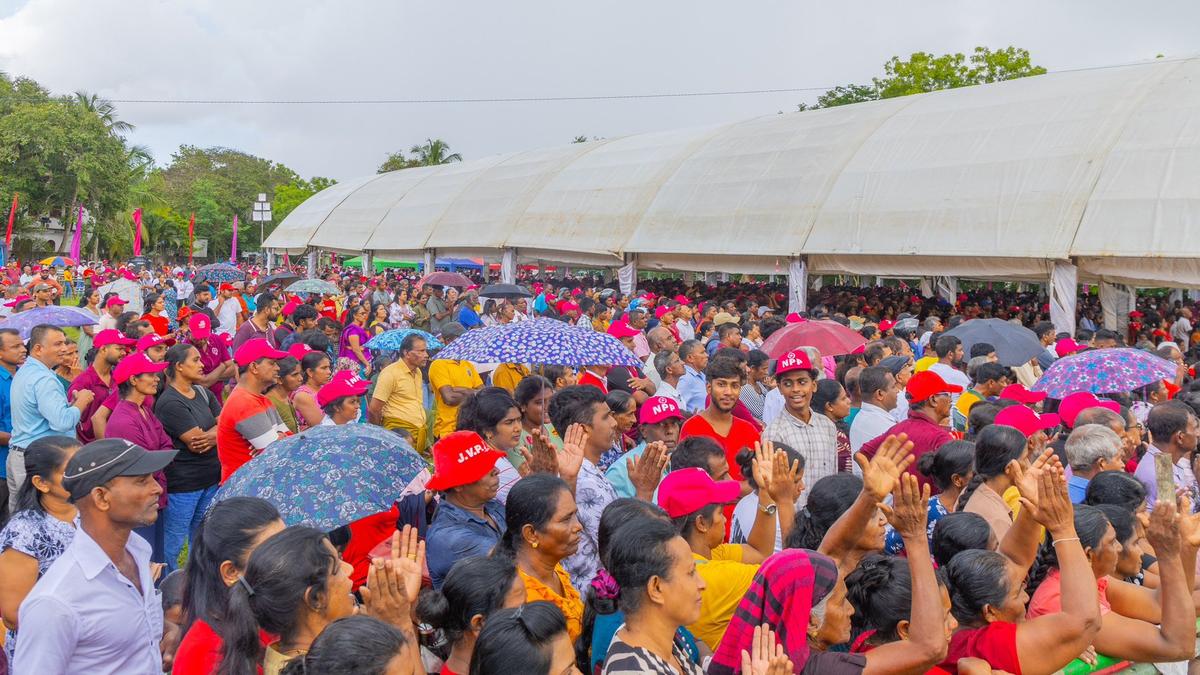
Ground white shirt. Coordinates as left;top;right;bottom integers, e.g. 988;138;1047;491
762;387;785;426
654;380;683;406
1172;317;1193;343
675;319;696;342
210;297;241;336
97;312;118;332
15;525;163;675
173;279;194;299
891;394;910;423
928;362;970;403
850;402;897;453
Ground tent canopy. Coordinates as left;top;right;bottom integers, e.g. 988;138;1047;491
265;57;1200;287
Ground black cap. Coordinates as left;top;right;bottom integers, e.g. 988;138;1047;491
62;439;177;502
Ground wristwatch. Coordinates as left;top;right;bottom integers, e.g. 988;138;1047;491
759;502;778;516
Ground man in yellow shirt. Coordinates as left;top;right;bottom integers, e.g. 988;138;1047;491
427;322;483;439
491;363;529;394
368;333;430;453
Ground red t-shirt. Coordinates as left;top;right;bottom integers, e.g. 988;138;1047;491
679;414;760;481
142;312;170;336
578;370;609;394
216;386;290;483
172;619;271;675
941;623;1021;675
344;504;400;591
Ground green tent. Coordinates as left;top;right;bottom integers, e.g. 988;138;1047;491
342;256;418;271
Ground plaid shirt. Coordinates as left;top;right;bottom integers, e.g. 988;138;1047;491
762;408;838;505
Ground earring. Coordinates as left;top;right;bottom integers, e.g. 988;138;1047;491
531;541;539;549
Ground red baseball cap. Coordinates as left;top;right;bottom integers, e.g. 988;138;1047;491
136;333;176;352
103;296;128;309
774;349;815;377
905;370;963;403
673;295;691;306
654;305;673;320
287;343;315;359
93;329;136;349
188;313;212;340
656;467;741;518
878;319;896;332
316;370;370;407
1054;338;1087;358
425;430;505;491
606;321;640;339
281;299;301;317
638;396;683;425
1058;392;1121;428
219;283;236;292
994;405;1060;437
234;338;288;367
998;383;1046;405
1164;379;1181;400
113;353;168;384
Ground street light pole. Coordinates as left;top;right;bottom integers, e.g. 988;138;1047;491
252;193;273;270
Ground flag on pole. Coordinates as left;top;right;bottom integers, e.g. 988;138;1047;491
5;193;17;247
69;205;84;261
132;208;143;256
230;214;238;263
187;212;195;264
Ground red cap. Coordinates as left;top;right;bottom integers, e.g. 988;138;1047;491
188;313;212;340
673;294;691;306
606;321;640;339
774;349;815;377
103;296;128;309
1129;310;1145;318
1058;392;1121;428
316;370;370;407
287;343;315;360
136;333;176;352
998;383;1046;405
560;301;579;314
177;306;192;321
113;353;168;384
994;406;1060;437
424;430;505;491
905;370;963;403
281;299;301;317
785;312;804;323
1164;379;1181;400
1054;338;1087;358
654;305;673;320
656;467;741;518
219;283;236;292
638;396;683;425
878;319;896;332
234;338;288;367
93;329;136;349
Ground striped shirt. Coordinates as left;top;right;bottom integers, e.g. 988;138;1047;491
603;633;705;675
762;407;838;505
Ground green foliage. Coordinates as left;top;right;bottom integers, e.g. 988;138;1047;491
377;150;413;173
377;138;462;173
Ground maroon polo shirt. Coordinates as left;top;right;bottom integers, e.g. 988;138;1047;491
66;365;113;443
190;336;232;403
858;408;955;495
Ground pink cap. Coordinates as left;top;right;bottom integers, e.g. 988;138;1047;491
571;288;582;297
1058;392;1121;428
234;338;288;367
281;299;301;317
287;343;315;359
994;406;1060;437
606;321;640;339
113;353;168;384
1055;338;1087;358
188;313;212;339
775;349;815;377
560;301;580;314
317;370;370;407
654;305;673;320
93;329;136;349
998;383;1047;405
656;468;741;518
638;396;683;425
136;333;176;352
673;294;691;306
104;296;128;308
785;312;804;323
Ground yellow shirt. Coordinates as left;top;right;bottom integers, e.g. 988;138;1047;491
953;389;983;431
491;363;530;394
428;359;483;438
372;360;426;426
519;564;584;641
690;543;759;651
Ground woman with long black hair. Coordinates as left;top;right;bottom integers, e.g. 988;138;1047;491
419;556;525;675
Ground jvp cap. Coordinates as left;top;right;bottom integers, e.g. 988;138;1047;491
113;353;168;384
774;349;815;378
287;343;315;359
425;430;505;491
994;405;1060;438
103;296;127;308
638;396;683;425
234;338;288;367
93;328;135;349
905;370;963;404
62;439;177;503
1055;338;1087;358
656;467;741;518
316;370;370;407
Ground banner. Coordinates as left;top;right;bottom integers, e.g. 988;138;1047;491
69;205;84;261
187;212;195;264
4;193;16;247
132;208;143;256
229;214;238;262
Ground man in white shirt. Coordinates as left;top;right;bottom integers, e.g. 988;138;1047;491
172;272;194;304
651;349;685;405
96;295;127;332
850;366;900;452
927;335;970;403
210;283;243;337
1171;308;1193;350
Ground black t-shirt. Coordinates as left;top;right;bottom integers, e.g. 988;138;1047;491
155;384;222;493
607;365;644;396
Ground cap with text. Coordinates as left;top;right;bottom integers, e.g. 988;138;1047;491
425;430;505;491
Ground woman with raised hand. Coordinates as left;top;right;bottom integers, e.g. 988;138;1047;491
886;439;975;555
958;425;1032;541
419;556;525;675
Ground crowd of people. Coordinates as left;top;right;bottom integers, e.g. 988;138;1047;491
1;258;1200;674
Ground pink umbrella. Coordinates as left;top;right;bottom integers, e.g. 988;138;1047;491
415;271;472;289
761;319;867;358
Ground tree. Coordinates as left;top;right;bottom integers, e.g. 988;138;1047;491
377;150;413;173
407;138;462;166
572;135;589;143
73;91;135;136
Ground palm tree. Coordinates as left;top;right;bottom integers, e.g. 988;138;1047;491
73;91;135;136
407;138;462;166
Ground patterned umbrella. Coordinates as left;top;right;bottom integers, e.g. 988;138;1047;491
434;318;641;367
760;319;867;358
39;256;76;267
0;306;99;339
365;328;443;351
214;424;427;530
942;318;1044;367
285;279;341;296
416;271;472;289
195;263;245;284
1032;348;1176;398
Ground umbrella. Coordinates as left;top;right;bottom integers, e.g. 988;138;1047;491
434;318;641;367
285;279;341;296
760;319;867;358
416;271;472;289
0;306;99;339
479;283;533;299
96;277;144;314
195;263;245;284
214;424;427;530
260;271;300;287
941;318;1044;367
1032;348;1177;398
366;329;444;351
39;256;75;267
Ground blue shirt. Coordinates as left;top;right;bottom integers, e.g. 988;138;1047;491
0;366;12;478
678;365;707;414
425;498;506;588
457;305;482;329
1068;475;1090;504
10;357;81;449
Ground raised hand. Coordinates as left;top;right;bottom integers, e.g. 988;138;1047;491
766;447;802;506
853;433;914;502
751;442;774;500
521;427;559;477
360;557;412;630
559;423;589;482
739;624;794;675
1018;463;1073;536
390;525;424;606
1176;495;1200;549
880;473;930;540
629;440;670;499
1009;447;1057;503
1147;497;1182;558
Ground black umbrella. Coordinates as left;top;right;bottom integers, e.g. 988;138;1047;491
941;318;1044;367
479;283;533;299
261;271;301;287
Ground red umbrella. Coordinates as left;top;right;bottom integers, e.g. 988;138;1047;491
415;271;472;289
761;319;867;358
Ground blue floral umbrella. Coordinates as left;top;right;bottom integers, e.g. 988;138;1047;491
214;424;426;529
0;306;99;339
365;328;443;351
434;318;642;367
1032;347;1176;398
195;263;245;284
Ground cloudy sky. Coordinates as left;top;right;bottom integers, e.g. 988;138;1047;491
0;0;1196;181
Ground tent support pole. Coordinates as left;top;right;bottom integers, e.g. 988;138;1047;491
265;249;274;272
1049;260;1078;336
305;250;318;279
787;256;807;314
500;248;517;284
423;249;435;275
618;257;637;296
362;251;374;276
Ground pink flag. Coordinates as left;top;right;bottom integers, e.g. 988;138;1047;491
230;214;238;262
69;205;84;261
132;208;143;256
4;193;17;247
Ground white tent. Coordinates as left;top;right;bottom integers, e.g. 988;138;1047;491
265;56;1200;331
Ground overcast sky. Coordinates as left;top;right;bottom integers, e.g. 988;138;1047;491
1;0;1196;181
